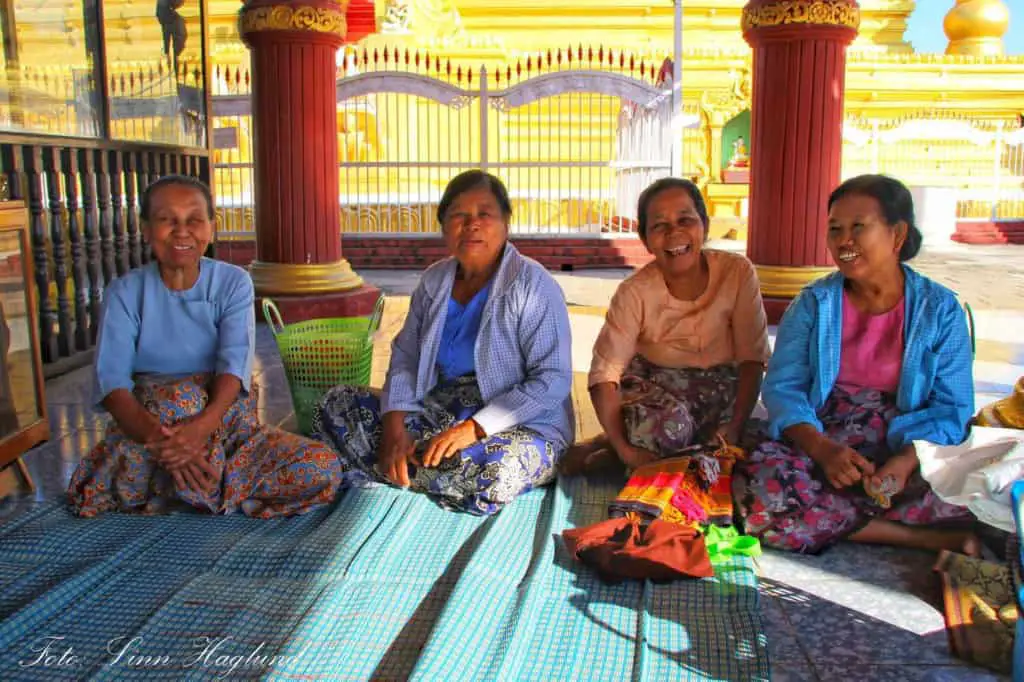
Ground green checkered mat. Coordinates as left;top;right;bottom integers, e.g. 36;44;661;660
0;476;770;681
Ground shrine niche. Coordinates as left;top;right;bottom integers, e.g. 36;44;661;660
721;110;751;184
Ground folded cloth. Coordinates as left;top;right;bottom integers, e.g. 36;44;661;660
610;442;744;528
915;427;1024;533
562;515;714;583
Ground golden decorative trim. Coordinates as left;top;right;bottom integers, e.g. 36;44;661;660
249;259;364;295
239;5;348;38
756;264;835;298
742;1;861;32
945;37;1005;58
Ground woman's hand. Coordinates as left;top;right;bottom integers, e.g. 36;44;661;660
715;422;742;447
169;459;219;494
614;441;659;470
102;389;166;445
149;415;217;470
421;420;482;468
810;438;875;489
129;414;167;446
379;412;416;486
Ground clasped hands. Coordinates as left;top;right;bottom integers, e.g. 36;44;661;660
140;415;219;493
377;416;482;487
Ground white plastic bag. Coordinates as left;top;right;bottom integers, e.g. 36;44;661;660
915;427;1024;533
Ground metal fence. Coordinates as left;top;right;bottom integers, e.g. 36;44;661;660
842;116;1024;220
211;49;1024;241
212;46;677;239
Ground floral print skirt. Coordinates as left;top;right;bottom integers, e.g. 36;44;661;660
312;376;561;516
620;355;756;456
68;374;343;519
734;384;971;554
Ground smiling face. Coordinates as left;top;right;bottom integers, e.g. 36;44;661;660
642;186;707;277
441;185;509;273
827;193;906;282
142;183;213;271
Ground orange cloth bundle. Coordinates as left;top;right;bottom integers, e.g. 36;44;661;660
562;440;745;583
561;515;714;583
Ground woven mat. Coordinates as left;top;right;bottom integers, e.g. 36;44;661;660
0;476;769;681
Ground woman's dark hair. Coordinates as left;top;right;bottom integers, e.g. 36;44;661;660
828;174;923;262
436;170;513;224
140;174;215;221
636;177;709;240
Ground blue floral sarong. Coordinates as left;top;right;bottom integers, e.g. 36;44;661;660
312;376;560;515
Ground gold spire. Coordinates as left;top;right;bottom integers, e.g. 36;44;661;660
944;0;1011;57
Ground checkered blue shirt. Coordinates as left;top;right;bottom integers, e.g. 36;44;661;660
382;243;575;446
764;265;975;450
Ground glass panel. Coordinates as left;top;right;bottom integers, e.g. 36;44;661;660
209;3;251;237
0;1;103;138
0;227;40;439
104;0;206;148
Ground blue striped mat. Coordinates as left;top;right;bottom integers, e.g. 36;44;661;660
0;476;769;681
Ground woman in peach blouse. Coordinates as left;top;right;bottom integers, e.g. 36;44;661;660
561;177;770;474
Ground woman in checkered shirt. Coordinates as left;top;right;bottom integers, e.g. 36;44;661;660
312;171;574;515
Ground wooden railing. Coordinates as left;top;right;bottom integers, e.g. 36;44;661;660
0;135;210;374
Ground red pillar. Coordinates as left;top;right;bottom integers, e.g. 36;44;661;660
742;1;860;322
239;0;379;321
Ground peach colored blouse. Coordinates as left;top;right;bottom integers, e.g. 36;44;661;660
588;249;770;387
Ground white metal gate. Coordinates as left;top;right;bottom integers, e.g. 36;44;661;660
212;48;674;238
842;116;1024;220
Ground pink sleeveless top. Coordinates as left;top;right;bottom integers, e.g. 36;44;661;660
835;292;905;394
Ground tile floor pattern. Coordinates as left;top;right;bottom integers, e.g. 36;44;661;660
4;245;1023;681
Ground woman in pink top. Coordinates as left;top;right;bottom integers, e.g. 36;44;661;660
735;175;977;555
560;177;770;474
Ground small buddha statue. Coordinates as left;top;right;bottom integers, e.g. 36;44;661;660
728;136;750;169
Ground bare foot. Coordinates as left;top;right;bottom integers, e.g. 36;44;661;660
961;533;983;558
851;519;983;556
558;437;620;476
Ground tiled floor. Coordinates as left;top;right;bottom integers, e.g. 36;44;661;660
3;244;1023;681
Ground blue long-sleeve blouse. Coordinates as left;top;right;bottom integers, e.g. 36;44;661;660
92;258;255;404
763;265;975;451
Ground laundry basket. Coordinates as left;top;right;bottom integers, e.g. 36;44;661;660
262;296;384;435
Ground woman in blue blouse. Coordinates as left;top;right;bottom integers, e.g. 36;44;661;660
313;170;574;515
69;176;342;518
734;175;978;555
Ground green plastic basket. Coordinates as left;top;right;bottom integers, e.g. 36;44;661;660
262;296;384;435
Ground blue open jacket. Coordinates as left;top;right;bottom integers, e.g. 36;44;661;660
763;265;974;451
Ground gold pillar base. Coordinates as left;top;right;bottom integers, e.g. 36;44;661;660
249;259;364;296
756;264;835;299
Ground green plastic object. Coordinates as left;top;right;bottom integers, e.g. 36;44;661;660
704;525;762;565
262;296;384;435
962;300;977;357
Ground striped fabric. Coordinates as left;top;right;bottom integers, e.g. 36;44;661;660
0;479;769;681
610;450;741;528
